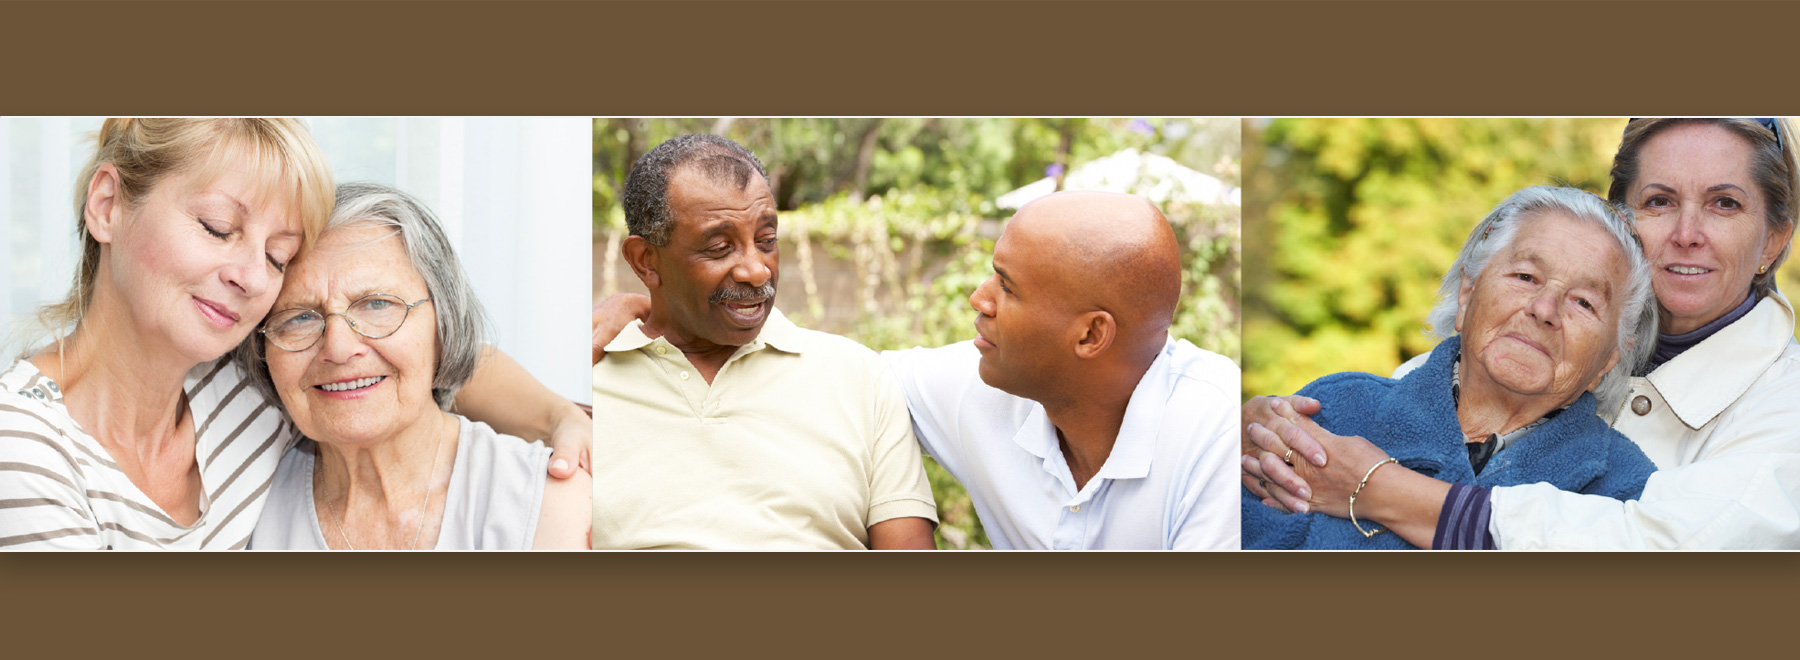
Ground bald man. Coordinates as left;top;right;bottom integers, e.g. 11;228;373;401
594;191;1240;549
880;191;1239;549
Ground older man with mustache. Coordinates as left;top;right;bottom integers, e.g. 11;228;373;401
591;135;937;550
596;173;1242;550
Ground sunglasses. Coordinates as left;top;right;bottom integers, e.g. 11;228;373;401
1626;117;1785;154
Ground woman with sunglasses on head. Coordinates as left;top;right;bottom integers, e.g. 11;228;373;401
244;184;588;550
1244;118;1800;549
0;120;589;550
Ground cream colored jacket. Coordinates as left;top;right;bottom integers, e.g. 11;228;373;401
1489;291;1800;549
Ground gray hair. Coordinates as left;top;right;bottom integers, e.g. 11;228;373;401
1426;186;1658;416
235;182;490;411
623;134;768;246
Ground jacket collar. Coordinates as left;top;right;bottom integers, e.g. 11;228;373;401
604;307;808;356
1385;336;1611;491
1647;290;1796;428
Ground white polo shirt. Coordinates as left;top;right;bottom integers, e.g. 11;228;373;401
883;339;1240;550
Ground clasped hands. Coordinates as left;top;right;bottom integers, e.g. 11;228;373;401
1240;395;1392;519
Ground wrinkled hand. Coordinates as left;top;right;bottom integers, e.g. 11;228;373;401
1240;395;1324;511
1268;418;1389;519
593;293;653;365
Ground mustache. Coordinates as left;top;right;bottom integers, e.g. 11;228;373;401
709;282;776;305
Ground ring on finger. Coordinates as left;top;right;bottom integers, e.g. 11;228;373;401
1283;449;1296;466
1258;478;1268;490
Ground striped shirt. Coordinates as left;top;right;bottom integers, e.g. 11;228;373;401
0;358;296;550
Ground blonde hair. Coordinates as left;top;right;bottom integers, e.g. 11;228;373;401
35;118;336;342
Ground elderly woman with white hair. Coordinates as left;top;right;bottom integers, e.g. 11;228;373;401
245;183;589;549
1242;186;1659;549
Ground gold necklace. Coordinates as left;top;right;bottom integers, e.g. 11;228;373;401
328;423;446;550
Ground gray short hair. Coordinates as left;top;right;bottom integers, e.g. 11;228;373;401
623;134;768;246
1426;186;1658;416
235;182;490;411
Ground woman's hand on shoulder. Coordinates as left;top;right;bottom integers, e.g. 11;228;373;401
545;409;591;480
593;293;652;365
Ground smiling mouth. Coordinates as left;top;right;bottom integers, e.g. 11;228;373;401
318;376;385;393
718;299;768;326
1666;265;1712;276
194;297;240;327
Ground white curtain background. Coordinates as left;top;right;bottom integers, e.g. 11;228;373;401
0;117;591;403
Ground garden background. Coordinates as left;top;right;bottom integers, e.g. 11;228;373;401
594;118;1242;549
1243;118;1800;404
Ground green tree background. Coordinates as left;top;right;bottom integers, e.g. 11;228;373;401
1243;117;1800;401
596;118;1241;549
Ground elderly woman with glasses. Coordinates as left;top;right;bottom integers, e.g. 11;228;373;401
1242;186;1660;549
245;183;589;549
1246;118;1800;549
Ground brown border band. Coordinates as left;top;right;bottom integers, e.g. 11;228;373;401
7;1;1800;658
3;552;1796;655
10;1;1800;115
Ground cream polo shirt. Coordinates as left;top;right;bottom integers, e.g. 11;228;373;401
592;308;938;550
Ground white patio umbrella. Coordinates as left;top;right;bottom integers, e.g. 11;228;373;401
996;148;1239;210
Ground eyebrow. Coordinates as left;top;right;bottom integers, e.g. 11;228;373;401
695;221;735;241
693;214;780;241
995;264;1017;288
277;287;398;311
194;191;252;217
1518;252;1613;303
1638;182;1751;197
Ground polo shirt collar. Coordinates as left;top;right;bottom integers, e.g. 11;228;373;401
605;320;657;353
603;307;809;356
1092;341;1170;481
749;308;808;355
1647;290;1795;428
1010;340;1173;484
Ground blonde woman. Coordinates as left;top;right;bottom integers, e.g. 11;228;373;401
0;119;587;549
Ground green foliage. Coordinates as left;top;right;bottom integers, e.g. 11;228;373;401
1244;118;1627;400
597;118;1241;549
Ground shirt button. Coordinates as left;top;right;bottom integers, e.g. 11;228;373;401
655;346;667;355
1631;395;1652;416
1070;505;1081;512
679;371;690;380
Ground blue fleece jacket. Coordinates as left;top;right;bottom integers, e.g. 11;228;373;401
1242;336;1657;550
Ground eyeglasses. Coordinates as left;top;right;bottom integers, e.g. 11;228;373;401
1626;117;1785;154
260;293;433;352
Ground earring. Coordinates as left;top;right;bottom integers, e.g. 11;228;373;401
1759;264;1769;274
